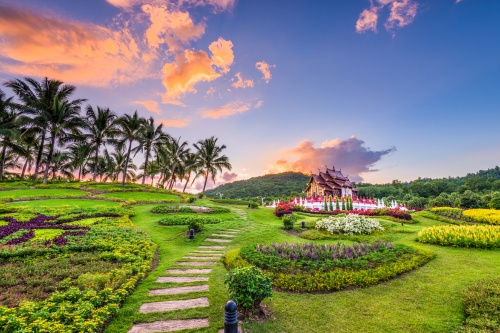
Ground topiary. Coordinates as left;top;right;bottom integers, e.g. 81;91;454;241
282;213;298;230
249;201;259;209
187;218;204;232
225;266;272;315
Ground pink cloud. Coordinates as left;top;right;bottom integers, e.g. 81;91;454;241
356;0;419;34
356;7;379;33
255;61;275;83
384;0;418;31
134;100;161;114
221;172;238;182
202;100;252;119
266;136;395;182
231;72;254;89
157;117;191;127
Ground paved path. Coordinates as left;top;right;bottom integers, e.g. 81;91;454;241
127;226;243;333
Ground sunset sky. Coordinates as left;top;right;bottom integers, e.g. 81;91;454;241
0;0;499;190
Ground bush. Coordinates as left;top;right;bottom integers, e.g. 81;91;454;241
188;219;204;232
151;206;196;214
223;249;251;270
249;201;259;209
417;225;500;249
188;197;196;203
282;213;298;230
273;202;293;217
225;266;272;313
211;198;249;205
198;193;204;199
458;278;500;332
316;214;384;235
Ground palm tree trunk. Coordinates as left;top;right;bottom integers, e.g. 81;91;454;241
34;132;45;181
142;147;150;185
21;158;28;178
202;170;209;192
78;165;82;181
0;141;7;180
183;174;191;192
122;139;132;185
93;142;100;181
43;134;56;184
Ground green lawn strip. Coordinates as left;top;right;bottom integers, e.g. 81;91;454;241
93;191;182;202
6;198;122;209
0;189;90;201
104;203;247;333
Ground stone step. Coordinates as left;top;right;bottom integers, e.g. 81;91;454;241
212;234;236;238
183;256;220;260
199;245;227;249
205;238;232;243
139;297;209;313
165;268;212;274
156;276;208;283
192;250;223;254
175;261;216;266
148;285;209;296
128;319;209;333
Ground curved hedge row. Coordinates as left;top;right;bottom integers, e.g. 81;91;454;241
151;205;230;214
158;215;222;226
417;225;500;249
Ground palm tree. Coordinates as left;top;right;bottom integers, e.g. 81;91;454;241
5;77;86;181
181;152;201;192
18;131;39;178
0;89;26;180
134;117;169;185
193;136;232;192
67;141;92;181
85;105;119;181
46;150;73;180
158;136;190;190
116;111;146;185
41;97;85;183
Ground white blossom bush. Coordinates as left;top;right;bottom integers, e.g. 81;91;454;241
315;214;384;235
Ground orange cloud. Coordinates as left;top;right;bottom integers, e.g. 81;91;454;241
0;5;149;87
231;72;254;89
266;137;395;182
161;38;234;105
142;4;205;51
157;117;191;127
134;100;161;114
255;61;275;83
202;100;252;119
180;0;236;12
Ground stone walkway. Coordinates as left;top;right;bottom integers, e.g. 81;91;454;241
128;227;242;333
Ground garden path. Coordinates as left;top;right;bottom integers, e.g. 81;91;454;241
127;228;243;333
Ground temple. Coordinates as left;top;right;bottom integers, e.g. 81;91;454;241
305;166;358;199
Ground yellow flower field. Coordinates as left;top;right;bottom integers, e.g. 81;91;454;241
463;209;500;225
417;225;500;249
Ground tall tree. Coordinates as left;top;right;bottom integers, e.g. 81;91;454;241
193;136;232;192
41;97;85;183
5;77;85;181
135;117;169;185
67;141;92;181
0;89;25;180
181;152;200;192
116;111;145;185
85;105;119;181
159;136;189;190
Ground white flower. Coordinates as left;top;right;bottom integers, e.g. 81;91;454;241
315;214;384;235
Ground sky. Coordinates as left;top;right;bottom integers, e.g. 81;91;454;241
0;0;499;191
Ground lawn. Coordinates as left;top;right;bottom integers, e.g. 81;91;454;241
0;188;89;201
2;187;500;333
94;191;182;202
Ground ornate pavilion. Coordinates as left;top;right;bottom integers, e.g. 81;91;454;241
305;166;358;199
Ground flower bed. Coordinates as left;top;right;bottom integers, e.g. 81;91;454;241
0;205;156;332
417;225;500;249
232;241;434;293
462;209;500;225
316;214;384;235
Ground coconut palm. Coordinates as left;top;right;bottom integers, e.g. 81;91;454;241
116;111;146;185
181;152;201;192
18;131;39;178
134;117;169;185
193;136;232;192
158;136;190;190
67;141;93;181
45;150;73;180
5;77;86;181
41;97;86;183
85;105;119;181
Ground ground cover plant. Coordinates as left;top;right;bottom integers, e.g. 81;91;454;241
0;202;156;333
462;209;500;225
417;225;500;249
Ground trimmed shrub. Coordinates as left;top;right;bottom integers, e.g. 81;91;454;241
223;249;251;270
249;201;259;209
282;213;298;230
458;278;500;332
316;214;384;235
158;215;222;228
225;266;272;313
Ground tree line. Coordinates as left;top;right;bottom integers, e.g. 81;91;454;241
0;77;232;191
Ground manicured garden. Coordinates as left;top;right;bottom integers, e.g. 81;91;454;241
1;186;500;332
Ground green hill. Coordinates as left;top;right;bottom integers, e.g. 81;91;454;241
204;172;309;199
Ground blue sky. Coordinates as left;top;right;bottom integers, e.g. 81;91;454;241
0;0;499;189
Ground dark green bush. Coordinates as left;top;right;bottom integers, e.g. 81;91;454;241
225;266;272;314
157;215;222;227
188;197;196;203
249;202;259;209
188;219;204;232
458;277;500;332
211;199;249;205
204;207;231;214
151;206;196;214
282;213;298;230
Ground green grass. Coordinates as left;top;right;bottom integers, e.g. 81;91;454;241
94;191;182;202
31;229;65;241
0;188;89;200
6;199;121;209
